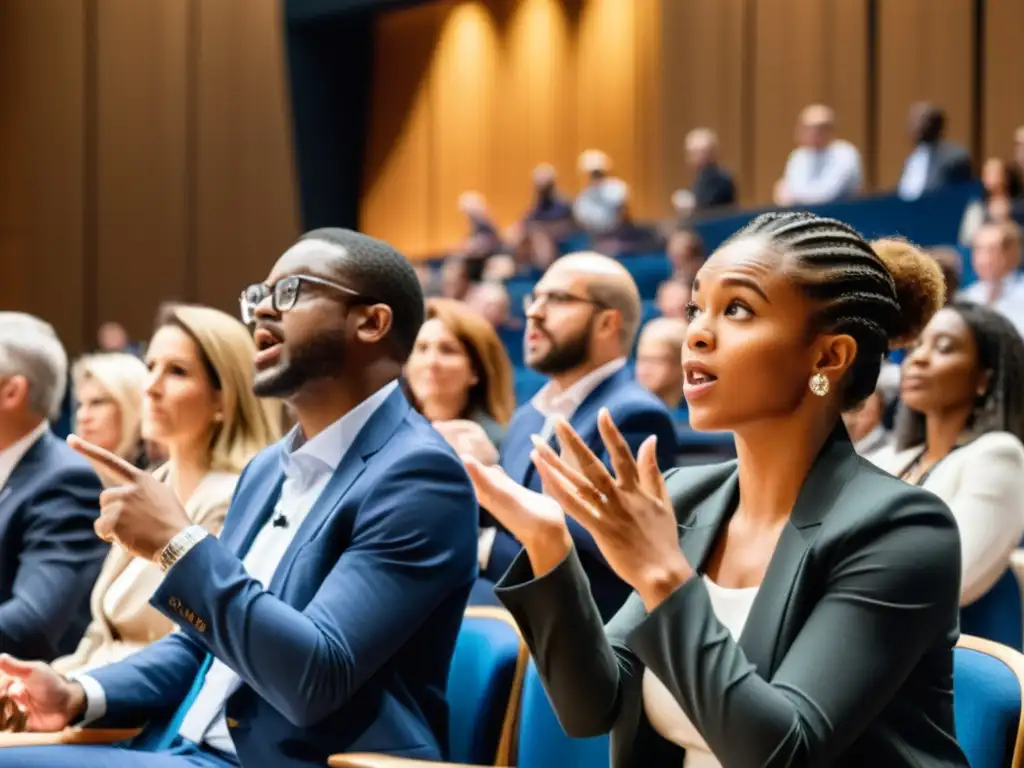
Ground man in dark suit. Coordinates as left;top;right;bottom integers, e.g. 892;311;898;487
0;230;478;767
897;102;973;201
475;253;678;620
0;313;106;661
672;128;736;222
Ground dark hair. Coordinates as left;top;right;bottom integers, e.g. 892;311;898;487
299;228;425;363
727;213;942;409
894;301;1024;449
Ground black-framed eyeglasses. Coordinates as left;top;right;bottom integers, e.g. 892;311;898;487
522;290;608;315
239;275;368;324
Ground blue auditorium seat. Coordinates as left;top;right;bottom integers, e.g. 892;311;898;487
954;634;1024;768
618;254;671;300
498;326;525;368
558;231;590;254
515;368;548;404
515;660;610;768
961;569;1023;651
446;608;525;765
505;278;536;320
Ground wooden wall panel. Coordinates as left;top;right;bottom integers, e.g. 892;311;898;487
0;1;86;349
194;0;300;311
875;0;974;190
94;0;190;340
658;0;746;203
982;0;1024;163
751;0;869;202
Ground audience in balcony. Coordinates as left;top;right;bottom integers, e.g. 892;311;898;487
959;220;1024;336
898;102;972;202
681;127;737;215
53;304;281;676
71;353;148;469
871;300;1024;612
775;104;863;206
634;317;687;416
573;149;629;236
958;158;1024;246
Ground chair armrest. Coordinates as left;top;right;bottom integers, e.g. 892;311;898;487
328;755;484;768
0;728;140;748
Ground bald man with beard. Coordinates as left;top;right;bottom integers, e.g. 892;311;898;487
473;253;679;619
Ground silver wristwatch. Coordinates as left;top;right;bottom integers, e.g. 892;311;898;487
158;525;209;572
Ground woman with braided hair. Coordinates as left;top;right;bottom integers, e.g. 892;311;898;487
871;295;1024;646
463;212;968;767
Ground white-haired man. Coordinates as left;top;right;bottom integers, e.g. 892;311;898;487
0;313;107;660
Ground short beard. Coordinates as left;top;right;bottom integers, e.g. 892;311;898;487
530;321;593;375
253;328;347;399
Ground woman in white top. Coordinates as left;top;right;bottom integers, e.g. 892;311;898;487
464;225;968;767
53;304;281;675
871;301;1024;644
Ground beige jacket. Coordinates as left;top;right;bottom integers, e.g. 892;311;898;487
51;466;238;675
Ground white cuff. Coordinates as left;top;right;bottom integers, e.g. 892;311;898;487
478;527;497;570
67;673;107;725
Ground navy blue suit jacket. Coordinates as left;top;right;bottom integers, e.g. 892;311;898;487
485;367;678;620
88;388;479;766
0;430;106;660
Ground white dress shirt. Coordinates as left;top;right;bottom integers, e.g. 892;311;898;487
643;577;758;768
959;276;1024;340
897;144;933;201
0;420;49;493
782;140;863;205
478;358;627;569
76;380;399;755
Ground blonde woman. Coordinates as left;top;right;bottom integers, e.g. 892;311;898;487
72;353;148;466
53;304;281;674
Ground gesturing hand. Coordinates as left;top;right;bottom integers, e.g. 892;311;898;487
0;655;85;733
68;435;192;562
531;408;693;610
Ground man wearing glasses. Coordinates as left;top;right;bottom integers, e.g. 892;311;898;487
0;229;478;768
475;252;679;621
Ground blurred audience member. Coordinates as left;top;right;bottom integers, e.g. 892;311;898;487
0;313;107;661
928;246;963;302
479;253;679;619
958;158;1023;246
898;102;972;202
635;317;687;413
683;128;736;214
457;191;502;261
406;298;515;454
72;353;148;468
959;220;1024;336
842;385;890;457
479;254;517;284
441;257;472;301
96;321;142;357
573;149;628;236
656;279;692;321
523;163;573;228
873;302;1024;617
465;281;513;329
666;229;705;285
775;104;862;206
54;304;281;675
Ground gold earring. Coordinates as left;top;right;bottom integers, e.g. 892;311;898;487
809;373;830;397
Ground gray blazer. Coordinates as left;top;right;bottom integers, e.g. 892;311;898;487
496;427;968;767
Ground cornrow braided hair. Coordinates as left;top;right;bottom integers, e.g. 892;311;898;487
727;212;902;408
894;301;1024;450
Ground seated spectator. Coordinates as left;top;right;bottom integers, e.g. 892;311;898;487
666;229;705;285
465;281;513;329
898;102;972;202
456;191;502;261
958;158;1023;246
681;127;736;215
656;278;692;320
440;256;472;301
959;220;1024;336
522;163;573;231
478;252;679;620
72;353;148;468
775;104;862;206
406;298;515;454
592;196;664;258
96;322;143;357
573;149;628;236
928;246;963;301
635;318;687;413
872;301;1024;610
0;313;108;661
842;384;890;457
479;254;517;284
52;305;281;675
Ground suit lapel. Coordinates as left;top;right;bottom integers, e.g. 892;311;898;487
737;424;861;676
268;386;411;594
503;407;545;487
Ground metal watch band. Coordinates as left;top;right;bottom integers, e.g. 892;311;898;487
158;525;209;572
